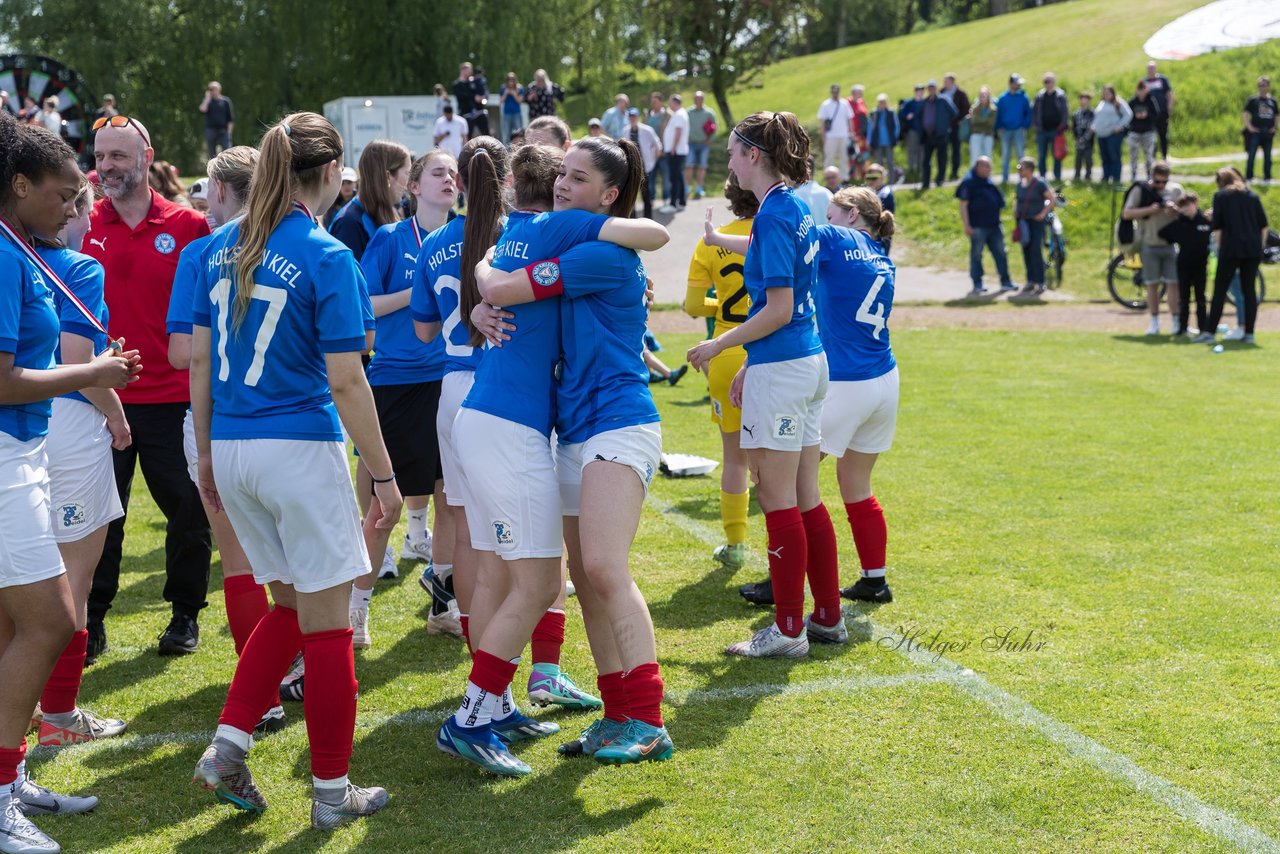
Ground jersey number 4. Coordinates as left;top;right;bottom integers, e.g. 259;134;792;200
856;275;888;340
210;278;288;387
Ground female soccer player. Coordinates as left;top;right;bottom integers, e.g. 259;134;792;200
352;149;455;647
436;143;666;776
189;112;398;829
474;137;674;763
687;112;842;659
816;187;898;607
0;110;139;854
685;175;757;573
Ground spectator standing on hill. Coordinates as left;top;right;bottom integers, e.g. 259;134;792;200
940;73;970;181
1200;167;1269;343
818;84;855;178
1128;81;1160;181
900;84;925;180
1141;61;1174;159
601;94;630;141
1071;92;1095;181
867;94;899;176
864;163;895;253
647;92;669;202
1122;161;1183;334
996;74;1031;183
433;103;469;158
1013;156;1055;296
662;93;690;211
1091;85;1131;183
626;107;662;218
848;85;870;180
525;68;564;118
498;72;525;143
919;80;956;189
794;157;833;223
197;81;233;158
1158;193;1212;337
1032;73;1067;182
968;86;996;168
957;156;1013;295
686;91;717;200
1243;75;1276;182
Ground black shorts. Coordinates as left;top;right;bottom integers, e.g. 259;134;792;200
372;381;442;497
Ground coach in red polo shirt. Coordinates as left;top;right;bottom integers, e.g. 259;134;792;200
82;117;212;661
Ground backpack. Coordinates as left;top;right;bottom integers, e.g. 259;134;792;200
1116;180;1159;250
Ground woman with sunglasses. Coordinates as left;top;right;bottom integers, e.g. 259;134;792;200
687;112;842;659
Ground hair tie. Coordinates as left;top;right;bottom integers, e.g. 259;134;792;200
282;122;292;137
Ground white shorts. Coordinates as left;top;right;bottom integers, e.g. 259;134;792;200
46;398;124;543
820;368;900;457
183;408;198;483
557;423;662;516
740;353;829;451
454;408;562;560
0;433;65;589
211;439;370;593
437;371;474;507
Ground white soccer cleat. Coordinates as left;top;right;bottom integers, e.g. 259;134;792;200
400;532;433;564
350;608;371;649
426;600;463;639
0;790;60;853
725;623;809;658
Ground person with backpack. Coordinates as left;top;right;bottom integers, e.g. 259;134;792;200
1120;162;1183;334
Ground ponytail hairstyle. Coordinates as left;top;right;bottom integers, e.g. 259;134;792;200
832;186;895;243
723;173;760;220
458;136;510;347
510;143;563;211
572;137;644;217
732;111;811;186
405;149;457;217
0;110;76;209
356;139;411;227
231;111;342;331
206;145;259;206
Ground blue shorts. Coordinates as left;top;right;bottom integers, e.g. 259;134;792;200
688;143;710;169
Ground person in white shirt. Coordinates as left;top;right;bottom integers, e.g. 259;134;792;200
433;104;469;158
818;84;854;176
661;93;690;210
792;157;833;223
38;97;63;136
623;107;662;217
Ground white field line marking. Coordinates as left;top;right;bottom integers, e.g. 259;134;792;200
649;497;1280;853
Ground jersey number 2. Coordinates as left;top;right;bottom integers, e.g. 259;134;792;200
719;262;749;323
857;275;888;340
210;279;288;387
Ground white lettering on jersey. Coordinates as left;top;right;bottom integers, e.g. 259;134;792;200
492;240;530;264
426;240;461;273
261;250;303;288
803;240;819;265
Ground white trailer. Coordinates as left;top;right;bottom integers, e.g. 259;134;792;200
323;95;450;167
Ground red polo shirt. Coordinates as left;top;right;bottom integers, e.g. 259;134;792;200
83;190;211;404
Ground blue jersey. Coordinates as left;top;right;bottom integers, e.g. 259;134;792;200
743;183;822;365
192;207;373;441
814;225;896;381
555;242;658;444
461;209;607;437
0;238;60;440
411;216;482;375
167;232;213;336
38;246;110;406
362;219;445;385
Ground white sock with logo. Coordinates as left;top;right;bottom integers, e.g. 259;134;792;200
455;682;497;729
407;507;428;540
350;586;372;612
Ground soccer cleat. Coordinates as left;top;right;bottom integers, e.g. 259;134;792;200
254;705;287;735
350;607;371;650
279;654;305;703
0;794;60;854
418;564;454;616
157;614;199;656
435;717;530;777
738;578;773;606
400;531;432;564
593;719;675;764
192;740;268;813
379;546;398;580
841;578;893;603
37;708;127;747
725;623;809;658
15;773;97;817
713;543;746;570
427;601;463;639
805;614;849;645
492;709;561;744
557;718;627;758
667;365;689;386
311;783;388;831
527;665;603;710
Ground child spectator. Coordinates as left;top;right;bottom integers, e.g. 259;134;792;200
1157;192;1212;337
1071;93;1095;181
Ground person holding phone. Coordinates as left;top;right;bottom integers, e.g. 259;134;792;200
198;82;234;158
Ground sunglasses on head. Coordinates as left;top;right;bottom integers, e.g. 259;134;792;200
92;114;151;148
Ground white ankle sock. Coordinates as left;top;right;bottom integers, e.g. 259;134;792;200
214;724;252;752
350;586;372;611
407;507;428;539
455;681;497;728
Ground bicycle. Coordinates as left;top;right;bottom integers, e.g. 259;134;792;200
1108;252;1268;310
1043;191;1067;289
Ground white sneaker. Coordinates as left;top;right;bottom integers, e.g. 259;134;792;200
400;532;432;563
1224;327;1247;341
657;204;676;214
0;789;59;853
1145;316;1160;336
379;547;398;579
15;769;97;817
725;623;809;658
350;608;371;649
426;600;463;639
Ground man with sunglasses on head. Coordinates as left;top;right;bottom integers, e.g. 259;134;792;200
198;81;234;159
81;115;213;662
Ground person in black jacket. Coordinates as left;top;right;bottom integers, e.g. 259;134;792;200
1032;73;1068;182
1157;193;1211;337
942;73;970;181
1198;169;1270;343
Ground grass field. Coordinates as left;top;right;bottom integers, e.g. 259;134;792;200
22;326;1280;852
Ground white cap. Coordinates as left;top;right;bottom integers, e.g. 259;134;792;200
188;179;208;200
341;166;357;183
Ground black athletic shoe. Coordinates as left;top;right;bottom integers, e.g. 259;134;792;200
667;365;689;386
158;614;200;656
739;579;774;606
841;578;893;603
85;619;108;666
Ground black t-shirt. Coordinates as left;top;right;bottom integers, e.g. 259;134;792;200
1142;74;1173;113
1157;210;1211;264
1245;95;1277;132
1212;189;1269;260
453;77;484;118
1039;92;1062;130
204;96;233;129
1128;97;1157;133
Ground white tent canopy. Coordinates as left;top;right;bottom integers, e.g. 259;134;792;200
1145;0;1280;60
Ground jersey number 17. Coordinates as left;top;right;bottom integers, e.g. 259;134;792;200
210;278;289;387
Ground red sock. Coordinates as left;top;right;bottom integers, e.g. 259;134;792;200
303;628;358;781
846;497;887;572
469;650;519;695
459;615;471;654
803;505;842;626
223;575;269;657
40;629;88;715
766;507;808;637
218;606;302;733
597;671;630;723
530;609;565;666
622;662;664;727
0;742;25;786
